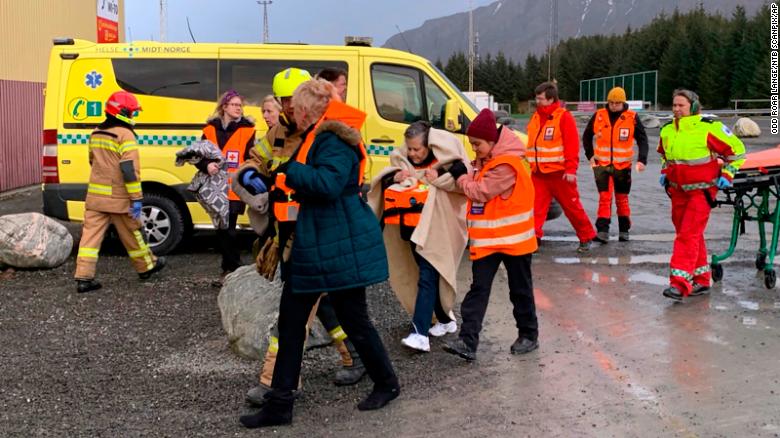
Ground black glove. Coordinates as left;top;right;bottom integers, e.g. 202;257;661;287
447;160;468;179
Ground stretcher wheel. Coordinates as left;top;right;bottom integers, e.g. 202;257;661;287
756;253;767;270
711;263;724;282
764;270;776;289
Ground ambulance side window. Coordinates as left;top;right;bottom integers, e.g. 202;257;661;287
113;59;218;101
371;64;450;129
219;60;348;105
423;75;448;130
371;64;424;124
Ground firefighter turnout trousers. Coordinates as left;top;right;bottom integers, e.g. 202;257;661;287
74;209;157;280
532;171;597;243
668;186;714;296
593;165;632;233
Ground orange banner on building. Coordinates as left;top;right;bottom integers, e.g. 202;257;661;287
97;16;118;43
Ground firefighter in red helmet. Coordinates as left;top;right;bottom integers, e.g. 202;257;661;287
73;91;165;293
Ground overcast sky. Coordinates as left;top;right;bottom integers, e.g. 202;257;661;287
125;0;494;46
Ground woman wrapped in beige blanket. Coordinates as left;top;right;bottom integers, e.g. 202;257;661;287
367;121;470;352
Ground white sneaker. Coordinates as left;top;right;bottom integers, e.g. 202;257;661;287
401;333;430;352
428;321;458;337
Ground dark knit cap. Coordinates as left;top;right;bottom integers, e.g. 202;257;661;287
466;108;499;142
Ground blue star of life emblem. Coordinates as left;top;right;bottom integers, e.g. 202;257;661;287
86;71;103;89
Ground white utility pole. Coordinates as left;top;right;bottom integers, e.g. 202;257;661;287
468;0;474;92
258;1;273;43
159;0;167;42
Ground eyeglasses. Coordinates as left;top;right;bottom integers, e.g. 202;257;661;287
226;103;243;107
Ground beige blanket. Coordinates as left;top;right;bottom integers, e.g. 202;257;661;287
367;128;470;318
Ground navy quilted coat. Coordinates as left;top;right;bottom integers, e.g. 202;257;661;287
284;120;388;293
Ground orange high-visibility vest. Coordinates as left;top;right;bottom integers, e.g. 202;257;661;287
382;159;437;229
467;155;537;260
527;107;566;173
273;100;368;222
383;183;429;228
592;108;636;169
202;125;254;201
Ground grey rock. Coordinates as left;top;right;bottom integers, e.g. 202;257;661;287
0;213;73;269
218;265;282;360
640;115;661;129
733;117;761;138
217;265;331;360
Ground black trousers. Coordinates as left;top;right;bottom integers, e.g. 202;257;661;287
270;284;398;399
459;252;537;351
215;200;245;273
316;294;342;333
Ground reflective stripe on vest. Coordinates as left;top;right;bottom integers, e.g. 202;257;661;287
527;107;567;173
593;108;636;169
203;124;254;202
273;100;368;222
467;155;537;259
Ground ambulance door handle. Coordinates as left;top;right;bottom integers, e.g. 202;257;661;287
371;137;395;144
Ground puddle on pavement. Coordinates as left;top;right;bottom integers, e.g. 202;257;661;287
553;254;672;265
542;232;765;243
738;300;760;311
743;316;758;326
628;271;668;286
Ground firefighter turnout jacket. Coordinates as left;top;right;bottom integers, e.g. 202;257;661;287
85;125;142;213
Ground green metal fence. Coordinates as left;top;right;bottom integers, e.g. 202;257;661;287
580;70;658;108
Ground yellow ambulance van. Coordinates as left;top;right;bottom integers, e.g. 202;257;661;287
42;38;495;254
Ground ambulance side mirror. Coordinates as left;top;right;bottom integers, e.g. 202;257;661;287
444;99;462;133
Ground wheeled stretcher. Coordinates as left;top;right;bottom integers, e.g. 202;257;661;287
711;146;780;289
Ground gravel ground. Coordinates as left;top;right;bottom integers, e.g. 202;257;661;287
1;115;778;437
0;247;431;437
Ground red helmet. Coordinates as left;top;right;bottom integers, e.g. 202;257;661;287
105;91;142;124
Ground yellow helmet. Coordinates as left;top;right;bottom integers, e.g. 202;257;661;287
272;68;312;98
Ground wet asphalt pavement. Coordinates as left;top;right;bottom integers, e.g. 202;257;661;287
1;117;779;437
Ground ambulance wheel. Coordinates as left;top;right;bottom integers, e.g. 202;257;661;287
764;270;776;289
755;253;767;270
711;263;723;282
140;192;184;256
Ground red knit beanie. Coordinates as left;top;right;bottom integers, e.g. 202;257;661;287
466;108;499;142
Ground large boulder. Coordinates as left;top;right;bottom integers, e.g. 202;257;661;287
733;117;761;138
0;213;73;269
218;266;282;360
639;114;661;129
217;265;331;360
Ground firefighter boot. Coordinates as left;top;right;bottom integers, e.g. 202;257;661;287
333;338;366;386
139;257;166;280
76;279;102;293
247;339;278;406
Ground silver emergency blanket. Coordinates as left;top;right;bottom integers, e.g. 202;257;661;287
175;140;229;229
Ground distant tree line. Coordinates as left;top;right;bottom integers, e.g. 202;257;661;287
435;4;773;112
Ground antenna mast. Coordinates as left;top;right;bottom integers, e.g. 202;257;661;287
160;0;167;42
258;1;273;43
468;0;474;92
